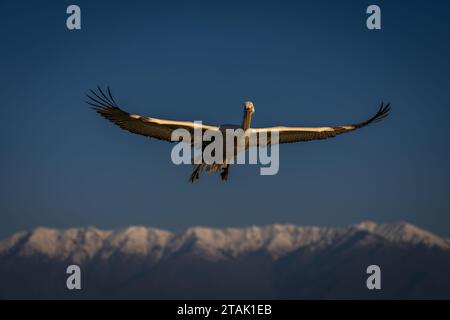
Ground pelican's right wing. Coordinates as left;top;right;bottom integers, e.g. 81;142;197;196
251;103;391;145
87;87;219;144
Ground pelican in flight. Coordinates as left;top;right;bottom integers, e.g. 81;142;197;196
88;87;390;182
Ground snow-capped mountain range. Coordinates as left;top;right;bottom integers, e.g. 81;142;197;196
1;221;448;263
1;222;449;299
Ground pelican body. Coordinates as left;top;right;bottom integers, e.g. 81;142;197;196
189;101;256;181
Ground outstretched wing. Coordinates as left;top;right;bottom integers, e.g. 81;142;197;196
87;87;219;144
251;103;391;145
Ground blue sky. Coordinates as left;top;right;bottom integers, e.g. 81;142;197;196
1;0;450;238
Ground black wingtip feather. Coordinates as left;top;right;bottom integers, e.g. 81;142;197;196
97;86;115;106
107;86;117;105
353;102;392;128
370;102;391;123
89;89;113;108
86;86;119;110
86;93;109;108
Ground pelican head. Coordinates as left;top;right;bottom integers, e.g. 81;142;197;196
244;101;255;114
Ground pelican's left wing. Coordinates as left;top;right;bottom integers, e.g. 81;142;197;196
251;103;391;145
87;87;219;144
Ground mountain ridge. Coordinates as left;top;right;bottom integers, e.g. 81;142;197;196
1;221;450;299
1;221;448;264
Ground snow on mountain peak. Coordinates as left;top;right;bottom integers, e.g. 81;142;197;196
108;226;171;256
353;221;450;249
354;221;378;232
0;222;448;263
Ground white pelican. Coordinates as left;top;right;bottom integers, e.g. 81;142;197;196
88;87;390;182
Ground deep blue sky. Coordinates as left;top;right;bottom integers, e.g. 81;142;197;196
1;0;450;238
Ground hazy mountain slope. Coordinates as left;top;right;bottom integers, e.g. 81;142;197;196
0;222;449;299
